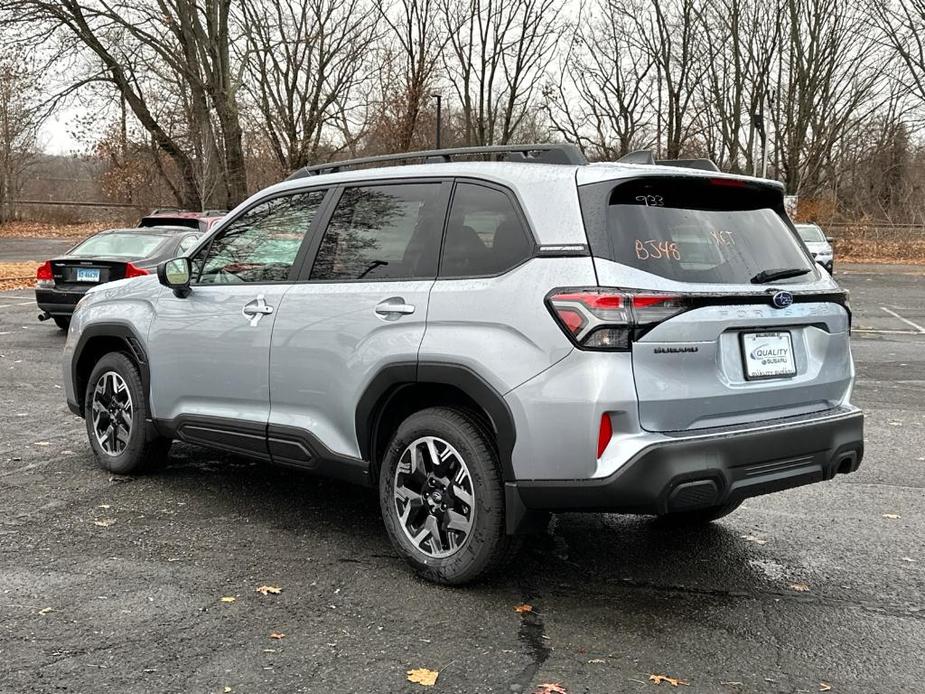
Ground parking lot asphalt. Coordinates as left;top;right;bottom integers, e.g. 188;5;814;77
1;264;923;694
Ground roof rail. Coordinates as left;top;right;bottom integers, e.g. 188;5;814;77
286;143;588;180
617;150;720;173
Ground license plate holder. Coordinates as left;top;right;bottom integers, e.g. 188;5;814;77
75;268;101;283
740;331;796;380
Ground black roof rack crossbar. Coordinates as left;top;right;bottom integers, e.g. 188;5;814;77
617;150;720;172
286;143;588;180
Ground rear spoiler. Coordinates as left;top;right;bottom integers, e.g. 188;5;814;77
618;150;720;172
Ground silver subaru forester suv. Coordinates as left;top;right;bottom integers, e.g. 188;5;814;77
63;144;863;584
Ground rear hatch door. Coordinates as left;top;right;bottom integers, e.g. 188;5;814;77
578;173;852;432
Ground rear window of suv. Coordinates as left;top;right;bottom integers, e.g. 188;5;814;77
578;177;815;284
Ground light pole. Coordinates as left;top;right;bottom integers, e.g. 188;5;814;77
431;93;442;149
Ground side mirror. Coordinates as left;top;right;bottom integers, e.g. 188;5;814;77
157;257;192;298
825;236;834;243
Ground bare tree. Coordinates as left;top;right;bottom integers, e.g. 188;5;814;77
544;1;656;160
241;0;378;175
0;50;49;222
370;0;444;152
441;0;563;146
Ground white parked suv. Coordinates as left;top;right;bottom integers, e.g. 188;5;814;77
63;144;864;584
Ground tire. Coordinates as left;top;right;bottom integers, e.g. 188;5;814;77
83;351;170;474
53;316;70;330
654;500;742;527
378;407;519;585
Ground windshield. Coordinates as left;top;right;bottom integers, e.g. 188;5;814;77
795;224;825;243
69;232;167;259
578;177;815;284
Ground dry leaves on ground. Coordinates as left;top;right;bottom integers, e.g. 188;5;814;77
93;518;116;527
533;684;568;694
269;632;285;640
514;603;534;614
882;513;901;519
819;683;832;692
740;534;769;545
0;221;120;239
38;607;53;615
406;668;439;686
788;582;811;592
220;596;236;603
649;674;689;687
256;585;282;595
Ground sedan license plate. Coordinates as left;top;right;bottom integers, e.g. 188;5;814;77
75;268;100;283
741;331;796;380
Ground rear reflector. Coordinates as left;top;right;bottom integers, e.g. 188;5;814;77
124;263;149;278
597;413;612;458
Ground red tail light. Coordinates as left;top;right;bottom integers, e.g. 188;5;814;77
36;261;53;280
546;288;689;350
124;262;149;278
597;413;612;458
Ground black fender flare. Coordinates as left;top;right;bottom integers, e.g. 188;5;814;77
71;323;150;416
356;361;518;482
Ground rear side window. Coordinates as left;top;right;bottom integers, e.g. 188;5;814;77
310;184;443;281
440;182;532;277
579;177;815;284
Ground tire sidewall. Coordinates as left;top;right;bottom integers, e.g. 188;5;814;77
84;352;150;474
378;408;506;584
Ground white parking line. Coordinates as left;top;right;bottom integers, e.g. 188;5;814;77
0;301;35;310
854;328;922;335
881;306;925;334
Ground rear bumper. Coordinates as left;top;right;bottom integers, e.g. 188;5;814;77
510;407;863;521
35;287;88;315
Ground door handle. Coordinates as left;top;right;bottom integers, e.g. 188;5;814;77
375;298;415;320
242;295;274;326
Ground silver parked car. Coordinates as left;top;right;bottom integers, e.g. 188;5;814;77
795;222;834;273
63;144;863;584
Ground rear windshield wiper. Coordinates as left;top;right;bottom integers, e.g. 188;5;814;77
750;267;812;284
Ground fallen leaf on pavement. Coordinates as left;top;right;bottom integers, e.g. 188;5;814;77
649;674;689;687
223;688;232;693
901;556;915;562
97;504;111;509
269;631;285;639
514;603;534;613
788;582;811;592
406;668;438;686
38;607;53;615
819;683;832;692
588;658;606;664
33;441;50;446
220;596;236;603
882;513;901;519
93;518;116;527
740;534;768;545
533;684;568;694
256;585;281;595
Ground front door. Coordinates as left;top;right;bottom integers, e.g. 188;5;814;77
147;188;330;456
268;181;449;470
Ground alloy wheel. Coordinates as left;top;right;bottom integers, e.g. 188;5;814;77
393;436;475;558
91;371;133;456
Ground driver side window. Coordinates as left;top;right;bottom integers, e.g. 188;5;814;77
193;190;326;284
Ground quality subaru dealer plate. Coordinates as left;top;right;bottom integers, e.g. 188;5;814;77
741;331;796;380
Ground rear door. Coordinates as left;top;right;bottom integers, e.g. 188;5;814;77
578;175;852;432
267;180;449;467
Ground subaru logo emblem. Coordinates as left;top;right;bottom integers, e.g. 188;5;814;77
771;291;793;309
